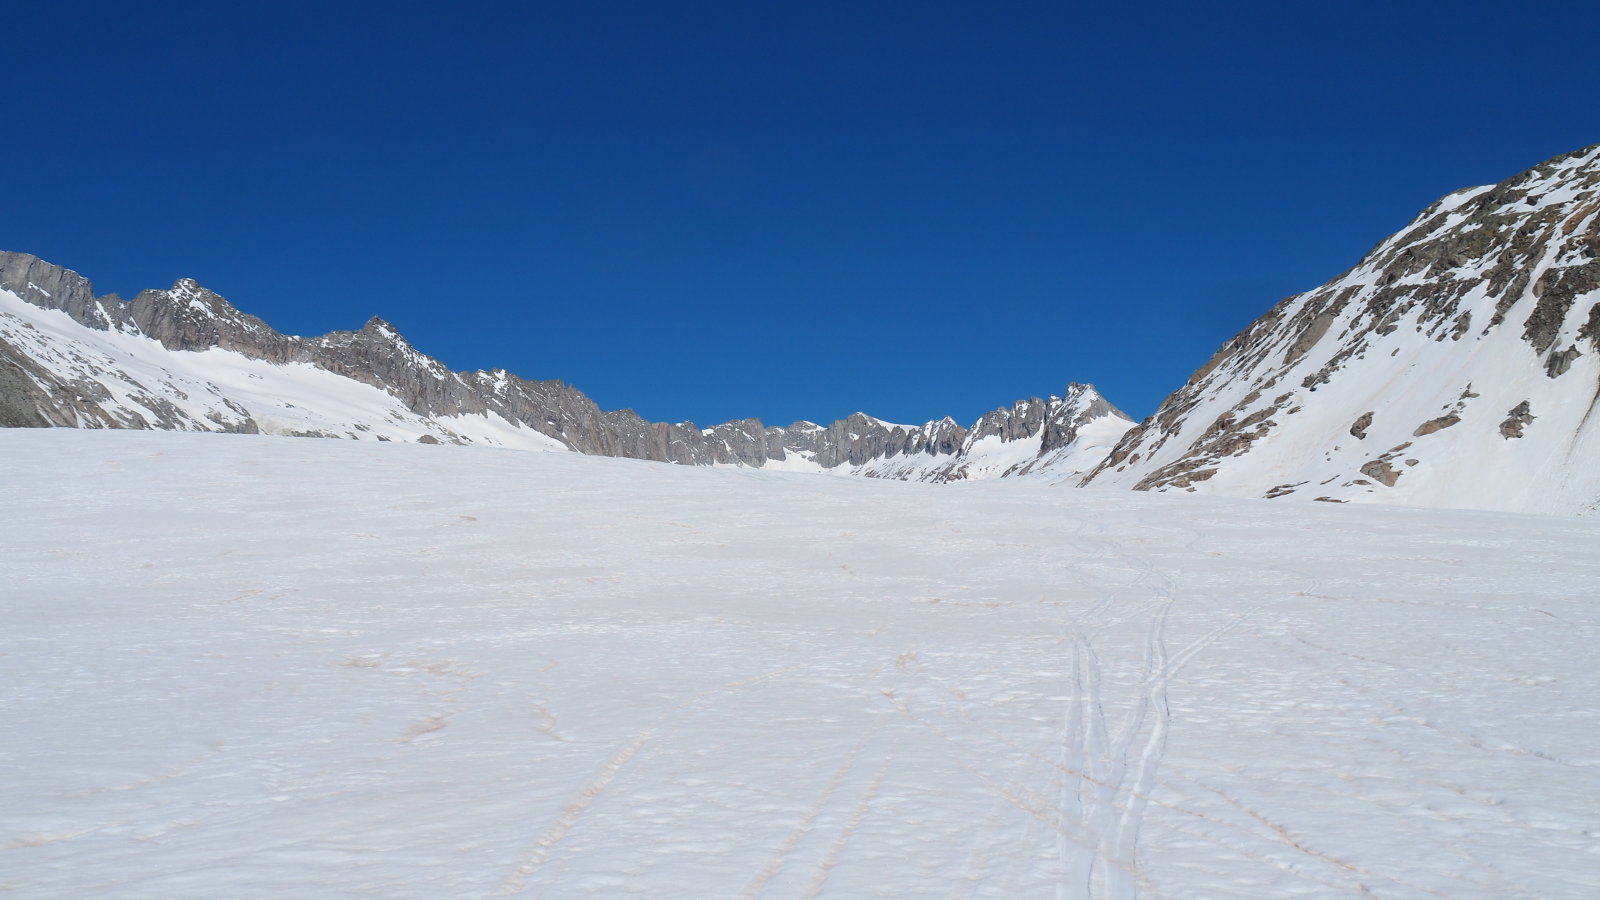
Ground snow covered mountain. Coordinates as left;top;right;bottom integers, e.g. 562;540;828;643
0;250;1131;482
9;144;1600;510
1084;145;1600;516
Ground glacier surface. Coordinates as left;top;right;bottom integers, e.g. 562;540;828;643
3;430;1598;897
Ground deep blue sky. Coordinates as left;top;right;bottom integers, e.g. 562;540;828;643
7;2;1597;426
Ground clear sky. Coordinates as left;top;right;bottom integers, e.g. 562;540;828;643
7;1;1597;427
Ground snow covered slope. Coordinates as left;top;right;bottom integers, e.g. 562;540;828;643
1085;145;1600;516
5;429;1599;898
0;251;1129;481
0;283;568;449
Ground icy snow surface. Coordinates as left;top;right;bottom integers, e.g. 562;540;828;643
4;430;1599;898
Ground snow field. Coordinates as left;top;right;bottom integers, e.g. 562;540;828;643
2;430;1598;897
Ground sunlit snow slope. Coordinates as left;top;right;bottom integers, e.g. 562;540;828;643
1086;145;1600;516
5;430;1598;898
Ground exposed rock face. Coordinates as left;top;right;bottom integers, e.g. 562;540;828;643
1359;459;1402;487
0;250;1131;481
1413;414;1461;437
1500;401;1535;439
1083;144;1600;515
129;279;290;357
0;253;121;330
0;332;122;428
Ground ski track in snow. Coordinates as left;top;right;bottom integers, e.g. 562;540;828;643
498;664;805;896
798;737;898;900
3;430;1600;898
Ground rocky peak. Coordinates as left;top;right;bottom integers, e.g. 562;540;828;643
128;278;289;358
358;316;401;339
966;399;1044;444
959;384;1127;454
1040;384;1128;454
327;316;435;364
0;250;129;330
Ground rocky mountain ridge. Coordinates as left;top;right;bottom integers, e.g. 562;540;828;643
0;250;1131;482
10;142;1600;513
1082;144;1600;515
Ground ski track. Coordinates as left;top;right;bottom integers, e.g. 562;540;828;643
797;738;898;899
836;517;1320;897
496;665;804;896
495;724;660;896
738;729;874;900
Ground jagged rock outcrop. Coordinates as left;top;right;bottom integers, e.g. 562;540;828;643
0;250;1131;481
1083;144;1600;515
1499;400;1535;439
779;387;1134;483
0;253;124;330
783;412;969;471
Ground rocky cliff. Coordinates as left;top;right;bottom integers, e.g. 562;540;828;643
0;250;1131;481
1083;145;1600;515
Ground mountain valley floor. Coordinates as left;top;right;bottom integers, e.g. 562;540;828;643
3;430;1598;898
